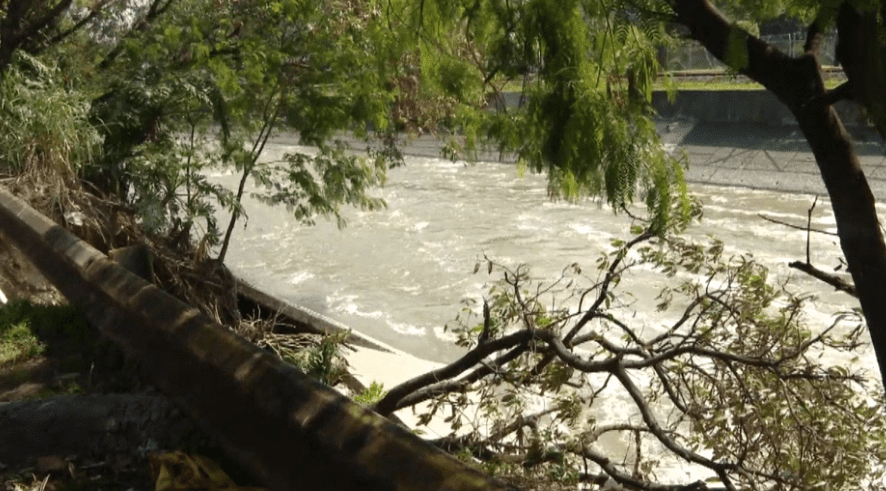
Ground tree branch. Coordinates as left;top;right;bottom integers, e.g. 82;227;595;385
44;0;115;49
574;444;716;491
612;362;737;489
817;81;854;106
788;261;858;297
17;0;74;52
98;0;175;70
530;231;655;377
374;330;535;415
667;0;816;100
756;213;838;236
803;19;821;56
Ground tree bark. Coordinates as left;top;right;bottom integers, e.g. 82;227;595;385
0;0;74;74
835;3;886;139
669;0;886;389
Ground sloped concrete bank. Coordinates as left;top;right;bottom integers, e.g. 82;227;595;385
0;187;517;491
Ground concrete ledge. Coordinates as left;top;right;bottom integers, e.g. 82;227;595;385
0;187;516;491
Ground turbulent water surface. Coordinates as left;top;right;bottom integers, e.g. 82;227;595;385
209;141;877;372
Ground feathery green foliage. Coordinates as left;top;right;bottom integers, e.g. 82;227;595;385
83;0;404;259
394;0;692;233
0;52;100;177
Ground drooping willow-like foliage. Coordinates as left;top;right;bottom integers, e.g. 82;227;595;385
395;0;692;233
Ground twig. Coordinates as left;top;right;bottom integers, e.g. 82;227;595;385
757;212;837;236
806;196;817;263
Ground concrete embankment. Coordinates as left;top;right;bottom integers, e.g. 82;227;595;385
652;90;886;200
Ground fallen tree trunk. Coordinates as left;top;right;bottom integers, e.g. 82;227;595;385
0;187;518;491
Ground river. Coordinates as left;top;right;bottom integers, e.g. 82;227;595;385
208;141;878;373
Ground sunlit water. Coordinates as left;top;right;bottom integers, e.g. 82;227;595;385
207;141;884;483
210;142;875;366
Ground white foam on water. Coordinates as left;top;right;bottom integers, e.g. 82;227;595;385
389;321;426;336
328;293;385;319
287;271;315;285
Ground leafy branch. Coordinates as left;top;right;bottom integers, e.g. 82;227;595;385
374;230;885;490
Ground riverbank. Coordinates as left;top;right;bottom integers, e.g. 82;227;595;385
657;119;886;200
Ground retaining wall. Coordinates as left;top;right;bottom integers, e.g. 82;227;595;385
651;89;870;127
497;89;870;127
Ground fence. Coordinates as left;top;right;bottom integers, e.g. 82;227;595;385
661;32;839;71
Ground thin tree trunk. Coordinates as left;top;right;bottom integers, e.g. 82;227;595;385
216;164;250;264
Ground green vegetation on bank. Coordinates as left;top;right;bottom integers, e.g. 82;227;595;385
653;72;847;91
0;300;92;367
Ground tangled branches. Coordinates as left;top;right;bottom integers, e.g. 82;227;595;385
373;231;886;490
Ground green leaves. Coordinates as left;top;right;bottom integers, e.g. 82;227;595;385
424;231;886;489
410;0;693;232
69;0;405;257
354;381;387;405
254;144;388;228
0;52;100;178
724;24;751;71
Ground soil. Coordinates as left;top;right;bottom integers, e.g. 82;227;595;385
0;234;231;491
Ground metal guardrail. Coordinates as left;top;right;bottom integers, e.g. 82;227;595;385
0;186;518;491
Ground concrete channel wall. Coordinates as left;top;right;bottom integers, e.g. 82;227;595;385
498;89;870;127
0;187;517;491
650;89;870;127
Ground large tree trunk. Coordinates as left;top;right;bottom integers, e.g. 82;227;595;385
0;0;74;75
670;0;886;389
792;84;886;387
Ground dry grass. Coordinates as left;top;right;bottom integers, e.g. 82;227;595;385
1;169;242;329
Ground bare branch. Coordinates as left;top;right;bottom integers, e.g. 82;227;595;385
806;196;817;263
378;336;533;415
374;329;535;415
788;261;858;297
530;231;655;376
574;444;716;491
568;231;655;343
612;363;737;489
757;213;837;237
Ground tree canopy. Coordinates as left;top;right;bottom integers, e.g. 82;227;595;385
394;0;886;388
